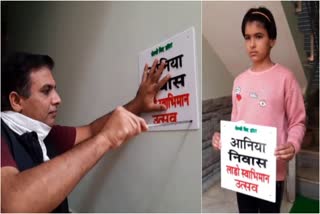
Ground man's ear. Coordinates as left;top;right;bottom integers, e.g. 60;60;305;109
9;91;23;112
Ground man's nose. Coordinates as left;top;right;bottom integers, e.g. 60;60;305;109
52;90;62;105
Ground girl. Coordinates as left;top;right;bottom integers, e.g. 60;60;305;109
212;7;306;213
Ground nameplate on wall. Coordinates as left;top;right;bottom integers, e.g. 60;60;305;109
138;27;199;131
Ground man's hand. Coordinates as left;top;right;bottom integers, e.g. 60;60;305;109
98;106;148;148
212;132;221;150
75;59;170;145
134;59;171;113
274;143;295;161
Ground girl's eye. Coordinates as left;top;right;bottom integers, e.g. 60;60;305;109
256;34;263;39
245;36;250;40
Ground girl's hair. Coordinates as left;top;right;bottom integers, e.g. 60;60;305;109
241;7;277;40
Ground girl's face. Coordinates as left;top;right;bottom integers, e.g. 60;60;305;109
244;21;275;64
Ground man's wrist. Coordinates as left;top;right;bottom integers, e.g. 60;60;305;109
126;96;143;116
95;133;113;150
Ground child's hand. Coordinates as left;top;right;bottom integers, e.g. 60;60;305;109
274;143;295;161
212;132;221;150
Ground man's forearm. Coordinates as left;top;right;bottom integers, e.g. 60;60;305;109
89;98;142;137
1;134;111;212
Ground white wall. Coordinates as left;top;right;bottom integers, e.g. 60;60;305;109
7;2;201;212
202;35;233;100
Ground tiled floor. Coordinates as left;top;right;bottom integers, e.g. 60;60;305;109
202;181;293;213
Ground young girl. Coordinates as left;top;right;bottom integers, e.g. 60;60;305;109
212;7;306;213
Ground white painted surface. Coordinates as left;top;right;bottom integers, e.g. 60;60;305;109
6;1;201;212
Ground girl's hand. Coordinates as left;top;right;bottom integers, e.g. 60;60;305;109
274;143;295;161
212;132;221;150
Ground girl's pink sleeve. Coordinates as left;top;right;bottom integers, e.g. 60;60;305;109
231;81;237;122
285;74;306;154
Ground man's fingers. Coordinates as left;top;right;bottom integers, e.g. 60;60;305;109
142;64;149;83
153;61;166;82
128;112;147;134
128;116;139;136
150;59;158;75
102;106;148;149
149;103;167;112
157;74;171;90
134;117;142;135
139;117;148;132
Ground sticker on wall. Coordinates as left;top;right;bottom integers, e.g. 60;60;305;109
138;27;199;131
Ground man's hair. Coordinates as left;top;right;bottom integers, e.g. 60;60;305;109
241;7;277;40
1;52;54;111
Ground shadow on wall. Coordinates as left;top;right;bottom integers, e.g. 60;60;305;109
75;147;124;211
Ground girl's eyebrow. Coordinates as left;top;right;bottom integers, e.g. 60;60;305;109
245;32;264;36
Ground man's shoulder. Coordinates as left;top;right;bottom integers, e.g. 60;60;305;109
51;124;76;132
46;125;76;145
46;125;77;154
